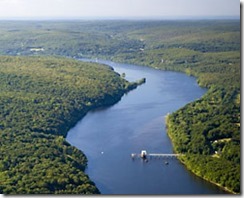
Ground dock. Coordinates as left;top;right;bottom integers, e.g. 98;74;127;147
131;150;184;160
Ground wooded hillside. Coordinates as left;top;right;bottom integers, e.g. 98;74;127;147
0;56;135;194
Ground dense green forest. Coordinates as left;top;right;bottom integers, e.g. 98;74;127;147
0;20;240;194
0;56;139;194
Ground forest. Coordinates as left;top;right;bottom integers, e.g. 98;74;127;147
0;20;240;194
0;56;139;194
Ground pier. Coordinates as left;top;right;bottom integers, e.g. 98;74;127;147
131;150;184;159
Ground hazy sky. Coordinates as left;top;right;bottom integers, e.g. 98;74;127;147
0;0;240;19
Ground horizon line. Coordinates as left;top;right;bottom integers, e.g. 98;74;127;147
0;15;240;21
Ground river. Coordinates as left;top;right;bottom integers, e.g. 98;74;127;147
66;60;228;195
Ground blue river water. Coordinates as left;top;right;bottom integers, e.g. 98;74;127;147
66;60;228;195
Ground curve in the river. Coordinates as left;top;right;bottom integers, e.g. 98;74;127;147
66;60;228;195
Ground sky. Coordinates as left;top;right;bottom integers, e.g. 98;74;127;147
0;0;240;19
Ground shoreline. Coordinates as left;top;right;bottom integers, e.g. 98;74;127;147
165;115;237;195
177;156;236;194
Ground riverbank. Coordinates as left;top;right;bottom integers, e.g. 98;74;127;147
165;110;240;194
178;155;237;194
